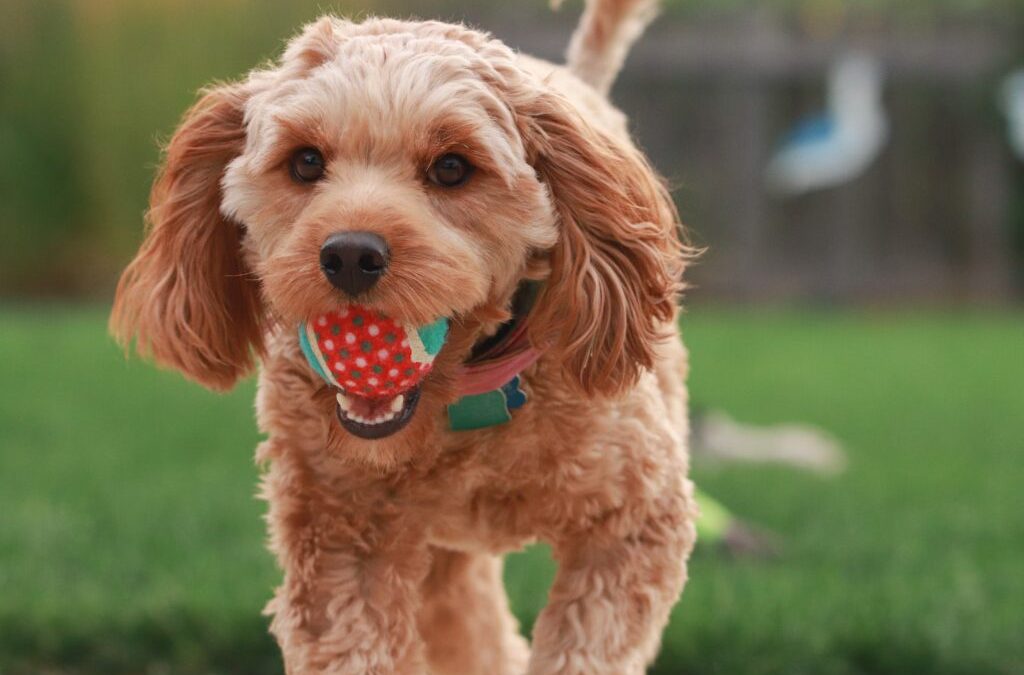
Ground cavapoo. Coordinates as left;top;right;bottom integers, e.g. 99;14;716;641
112;0;697;672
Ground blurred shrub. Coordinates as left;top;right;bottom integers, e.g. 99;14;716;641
1;1;85;294
0;0;372;296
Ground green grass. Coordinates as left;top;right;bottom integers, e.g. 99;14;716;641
1;306;1022;674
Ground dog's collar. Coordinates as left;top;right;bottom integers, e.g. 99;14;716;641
448;281;542;431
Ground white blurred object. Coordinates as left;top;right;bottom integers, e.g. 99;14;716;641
691;410;847;475
1001;69;1024;162
766;52;889;196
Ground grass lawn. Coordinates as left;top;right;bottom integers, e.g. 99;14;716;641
1;305;1022;675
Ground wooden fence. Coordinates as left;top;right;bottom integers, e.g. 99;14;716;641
492;10;1023;303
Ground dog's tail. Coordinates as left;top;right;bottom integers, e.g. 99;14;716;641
557;0;660;95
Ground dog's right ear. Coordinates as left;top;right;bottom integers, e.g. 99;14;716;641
111;82;264;392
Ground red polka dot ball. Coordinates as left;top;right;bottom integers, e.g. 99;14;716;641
298;306;448;399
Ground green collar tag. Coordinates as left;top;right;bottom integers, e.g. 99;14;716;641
447;375;527;431
447;390;512;430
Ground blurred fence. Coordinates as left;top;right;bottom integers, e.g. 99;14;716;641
504;12;1024;303
1;0;1022;302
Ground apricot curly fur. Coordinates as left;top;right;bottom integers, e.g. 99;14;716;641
112;3;697;673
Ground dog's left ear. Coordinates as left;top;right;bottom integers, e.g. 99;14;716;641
524;91;687;396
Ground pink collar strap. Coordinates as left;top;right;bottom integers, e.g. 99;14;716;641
448;283;543;431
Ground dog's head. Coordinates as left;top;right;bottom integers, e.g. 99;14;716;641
112;17;685;444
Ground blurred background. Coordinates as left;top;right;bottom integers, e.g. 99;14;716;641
1;0;1022;673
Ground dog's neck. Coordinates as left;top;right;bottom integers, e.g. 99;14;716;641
459;281;541;393
447;281;542;430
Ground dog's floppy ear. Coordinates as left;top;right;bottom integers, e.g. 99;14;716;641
111;82;263;392
525;92;687;396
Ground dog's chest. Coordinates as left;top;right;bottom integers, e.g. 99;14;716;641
422;492;538;554
416;444;546;554
414;423;629;553
401;426;557;552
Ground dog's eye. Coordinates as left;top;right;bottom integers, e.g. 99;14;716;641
427;154;473;187
290;147;325;183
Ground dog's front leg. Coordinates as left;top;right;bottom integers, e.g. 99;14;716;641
418;547;530;675
526;478;697;675
262;459;430;675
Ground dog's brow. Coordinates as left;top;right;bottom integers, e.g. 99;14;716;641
421;118;519;185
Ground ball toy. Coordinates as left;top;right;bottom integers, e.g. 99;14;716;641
299;306;448;399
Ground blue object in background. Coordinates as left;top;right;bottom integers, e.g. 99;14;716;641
782;115;837;147
766;52;889;196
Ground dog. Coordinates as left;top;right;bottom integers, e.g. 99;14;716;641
111;1;696;672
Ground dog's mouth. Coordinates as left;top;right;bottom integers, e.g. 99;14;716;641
334;385;421;439
328;282;541;440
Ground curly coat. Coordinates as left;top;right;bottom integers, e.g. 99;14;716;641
111;2;697;672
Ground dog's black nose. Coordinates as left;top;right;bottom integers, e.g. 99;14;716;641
319;232;389;297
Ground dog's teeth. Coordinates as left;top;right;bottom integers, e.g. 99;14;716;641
339;396;406;427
